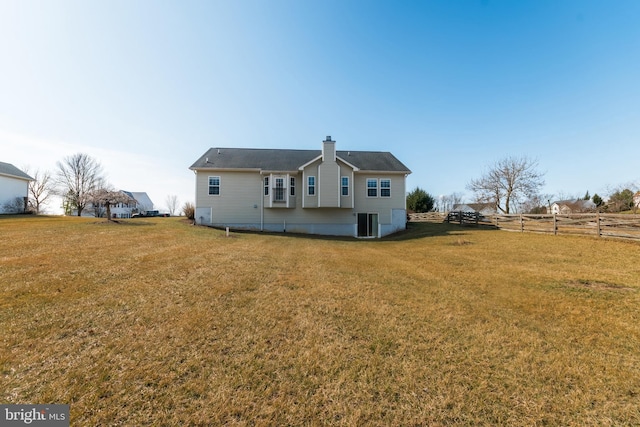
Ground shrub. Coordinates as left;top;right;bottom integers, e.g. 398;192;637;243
182;202;195;220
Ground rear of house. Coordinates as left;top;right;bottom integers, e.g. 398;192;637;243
189;137;411;238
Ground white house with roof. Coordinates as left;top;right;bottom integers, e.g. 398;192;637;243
189;136;411;237
0;162;33;213
547;199;596;215
109;191;154;218
71;191;154;218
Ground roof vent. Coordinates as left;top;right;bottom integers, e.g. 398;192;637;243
205;157;209;163
325;136;332;142
217;149;221;155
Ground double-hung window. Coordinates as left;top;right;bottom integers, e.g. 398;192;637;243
367;178;378;197
264;177;269;196
341;176;349;196
208;176;220;195
290;177;296;196
274;177;285;202
380;179;391;197
308;176;316;196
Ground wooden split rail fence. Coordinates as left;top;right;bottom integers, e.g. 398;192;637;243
408;212;640;241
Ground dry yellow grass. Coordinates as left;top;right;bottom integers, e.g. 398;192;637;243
1;216;639;425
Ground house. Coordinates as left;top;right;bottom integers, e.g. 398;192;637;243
547;199;596;215
0;162;33;214
634;192;640;210
452;203;496;216
72;191;154;218
110;191;154;218
189;136;411;238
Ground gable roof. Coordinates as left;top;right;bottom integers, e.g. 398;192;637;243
552;199;596;211
121;191;154;209
190;148;411;173
0;162;33;181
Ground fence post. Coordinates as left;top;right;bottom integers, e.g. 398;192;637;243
459;211;463;225
520;214;524;232
553;214;557;236
596;212;601;238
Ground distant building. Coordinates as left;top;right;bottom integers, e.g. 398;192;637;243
452;203;496;216
110;191;154;218
0;162;33;214
72;191;154;218
547;199;596;215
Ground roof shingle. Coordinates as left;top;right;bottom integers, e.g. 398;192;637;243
190;148;411;173
0;162;33;181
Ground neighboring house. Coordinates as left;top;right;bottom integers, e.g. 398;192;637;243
0;162;33;214
634;192;640;210
189;136;411;238
72;191;154;218
452;203;496;216
110;191;154;218
547;199;596;215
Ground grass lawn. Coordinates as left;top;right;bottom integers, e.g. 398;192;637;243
1;216;639;425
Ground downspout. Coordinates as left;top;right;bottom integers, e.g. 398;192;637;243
260;173;264;231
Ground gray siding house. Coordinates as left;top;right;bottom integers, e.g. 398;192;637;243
189;137;411;238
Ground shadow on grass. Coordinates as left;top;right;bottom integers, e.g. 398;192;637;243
381;222;498;241
202;221;499;242
90;219;156;227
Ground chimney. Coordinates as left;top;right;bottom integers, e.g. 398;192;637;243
322;135;335;161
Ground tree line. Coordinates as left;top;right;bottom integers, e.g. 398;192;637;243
407;155;639;214
12;153;190;219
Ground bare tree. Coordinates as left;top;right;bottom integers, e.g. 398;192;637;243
24;167;54;214
165;195;179;216
90;188;134;221
56;153;105;216
467;156;545;214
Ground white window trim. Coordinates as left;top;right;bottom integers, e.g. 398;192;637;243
273;176;286;202
341;176;349;197
380;178;391;198
366;178;378;198
308;176;316;196
208;176;221;196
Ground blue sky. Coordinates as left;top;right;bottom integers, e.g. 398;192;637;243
1;0;639;212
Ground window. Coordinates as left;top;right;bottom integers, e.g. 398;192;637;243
264;177;269;196
208;176;220;195
367;178;377;197
380;179;391;197
274;177;285;202
341;176;349;196
290;177;295;196
308;176;316;196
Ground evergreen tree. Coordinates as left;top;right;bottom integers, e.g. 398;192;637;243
406;187;435;213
